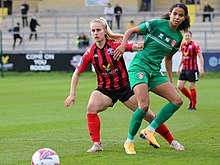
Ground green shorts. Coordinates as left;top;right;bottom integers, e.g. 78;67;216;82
128;59;168;91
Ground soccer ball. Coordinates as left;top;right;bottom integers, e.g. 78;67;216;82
31;148;60;165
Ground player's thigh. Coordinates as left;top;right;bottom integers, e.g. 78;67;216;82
144;108;156;123
177;80;186;89
133;83;150;111
189;82;196;89
87;90;112;114
152;82;183;106
123;95;138;111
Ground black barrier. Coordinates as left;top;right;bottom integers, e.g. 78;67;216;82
203;52;220;71
2;52;91;72
2;52;220;72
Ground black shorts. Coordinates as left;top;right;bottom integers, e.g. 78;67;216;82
178;70;199;82
96;85;134;105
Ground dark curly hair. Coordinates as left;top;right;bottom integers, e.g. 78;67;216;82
161;2;191;31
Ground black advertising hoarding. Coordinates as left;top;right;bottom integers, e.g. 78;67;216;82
2;52;220;72
1;52;91;72
203;52;220;71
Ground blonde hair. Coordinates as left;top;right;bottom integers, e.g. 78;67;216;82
90;17;124;42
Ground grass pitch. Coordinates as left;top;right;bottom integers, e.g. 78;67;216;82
0;72;220;165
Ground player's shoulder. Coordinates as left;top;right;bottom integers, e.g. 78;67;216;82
150;19;170;30
107;39;121;47
191;40;197;45
83;43;96;56
156;19;168;24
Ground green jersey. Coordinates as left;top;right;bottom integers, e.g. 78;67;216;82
130;19;183;72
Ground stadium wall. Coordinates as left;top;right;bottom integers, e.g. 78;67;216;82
1;52;220;72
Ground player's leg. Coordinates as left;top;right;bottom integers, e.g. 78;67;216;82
177;70;192;109
143;109;184;150
146;82;183;147
124;95;184;150
86;90;112;152
188;70;199;110
189;82;196;109
123;83;149;154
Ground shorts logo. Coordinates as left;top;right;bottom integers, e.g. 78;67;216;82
137;72;144;79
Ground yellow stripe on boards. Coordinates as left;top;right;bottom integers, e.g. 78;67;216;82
0;8;8;24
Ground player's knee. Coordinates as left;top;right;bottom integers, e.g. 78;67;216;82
177;84;183;90
173;97;184;106
139;104;149;112
87;103;98;114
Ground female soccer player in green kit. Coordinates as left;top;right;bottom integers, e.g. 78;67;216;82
114;2;191;154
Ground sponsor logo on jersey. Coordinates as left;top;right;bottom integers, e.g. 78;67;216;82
102;63;111;71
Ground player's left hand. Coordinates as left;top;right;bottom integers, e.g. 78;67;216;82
114;44;126;61
200;69;205;77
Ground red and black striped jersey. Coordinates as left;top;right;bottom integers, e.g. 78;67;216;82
180;40;201;71
77;39;133;90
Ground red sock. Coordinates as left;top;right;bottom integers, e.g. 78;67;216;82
190;88;197;108
87;114;100;143
181;87;192;102
156;123;174;144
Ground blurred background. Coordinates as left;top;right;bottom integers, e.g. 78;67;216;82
0;0;220;72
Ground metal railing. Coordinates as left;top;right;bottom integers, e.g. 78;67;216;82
2;30;220;53
1;12;220;53
2;12;220;33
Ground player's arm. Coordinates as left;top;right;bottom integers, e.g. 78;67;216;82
69;69;81;97
64;49;90;107
131;42;144;51
165;53;173;83
177;56;184;76
114;26;141;60
198;51;205;77
64;69;81;107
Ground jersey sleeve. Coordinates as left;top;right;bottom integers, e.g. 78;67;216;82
195;43;201;53
125;43;133;52
139;19;157;35
77;49;91;73
110;40;133;52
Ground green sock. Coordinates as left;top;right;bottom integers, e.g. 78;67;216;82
150;102;180;129
128;108;146;140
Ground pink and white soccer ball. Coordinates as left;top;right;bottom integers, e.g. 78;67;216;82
31;148;60;165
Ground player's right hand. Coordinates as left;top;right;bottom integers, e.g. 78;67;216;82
64;95;75;107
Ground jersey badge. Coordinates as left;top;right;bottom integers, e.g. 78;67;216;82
171;40;176;46
108;48;114;56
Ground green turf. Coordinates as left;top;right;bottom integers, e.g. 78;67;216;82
0;72;219;165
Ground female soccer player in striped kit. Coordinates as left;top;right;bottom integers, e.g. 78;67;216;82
64;17;184;153
114;2;190;154
177;30;205;110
